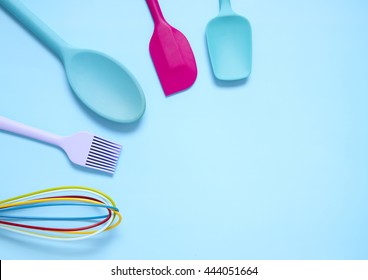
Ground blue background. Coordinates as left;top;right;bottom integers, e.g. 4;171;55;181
0;0;368;259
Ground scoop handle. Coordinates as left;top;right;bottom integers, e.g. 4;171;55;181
219;0;234;15
0;116;62;147
0;0;69;61
146;0;166;25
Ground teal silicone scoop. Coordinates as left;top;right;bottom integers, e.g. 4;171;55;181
206;0;252;81
0;0;145;123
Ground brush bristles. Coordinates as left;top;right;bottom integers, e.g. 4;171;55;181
85;136;122;174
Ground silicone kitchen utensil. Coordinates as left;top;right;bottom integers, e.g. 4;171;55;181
0;0;145;123
206;0;252;81
146;0;197;96
0;116;122;174
0;186;122;241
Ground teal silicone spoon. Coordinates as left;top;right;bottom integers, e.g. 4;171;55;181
0;0;145;123
206;0;252;81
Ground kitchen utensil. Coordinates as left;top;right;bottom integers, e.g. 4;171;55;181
206;0;252;80
146;0;197;96
0;116;122;174
0;186;122;241
0;0;145;123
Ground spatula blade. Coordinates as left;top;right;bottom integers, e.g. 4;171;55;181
149;24;197;96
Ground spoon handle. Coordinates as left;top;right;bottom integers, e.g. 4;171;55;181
146;0;166;26
219;0;233;15
0;0;70;61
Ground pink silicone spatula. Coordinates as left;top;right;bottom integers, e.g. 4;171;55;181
146;0;197;96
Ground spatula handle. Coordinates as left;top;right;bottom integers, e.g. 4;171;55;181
146;0;166;25
0;116;62;147
219;0;233;15
0;0;70;61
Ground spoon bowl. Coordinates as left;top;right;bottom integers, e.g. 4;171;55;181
65;50;145;123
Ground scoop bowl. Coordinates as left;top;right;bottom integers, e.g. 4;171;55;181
206;0;252;81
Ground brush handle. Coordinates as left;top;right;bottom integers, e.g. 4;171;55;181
0;0;70;61
0;116;62;146
146;0;166;25
219;0;233;15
